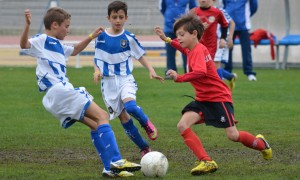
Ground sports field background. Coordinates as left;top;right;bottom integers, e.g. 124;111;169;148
0;0;300;67
1;1;300;179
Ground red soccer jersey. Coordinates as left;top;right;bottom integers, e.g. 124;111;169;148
170;40;232;103
191;6;228;59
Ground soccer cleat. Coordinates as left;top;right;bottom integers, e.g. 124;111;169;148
256;134;272;160
143;120;158;140
140;147;151;157
110;159;141;173
247;74;257;81
102;169;134;178
229;73;237;90
191;160;218;176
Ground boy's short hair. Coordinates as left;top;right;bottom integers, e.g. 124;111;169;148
44;7;71;30
107;1;128;16
173;14;205;40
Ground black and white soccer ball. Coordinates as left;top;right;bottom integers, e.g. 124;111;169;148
140;151;168;177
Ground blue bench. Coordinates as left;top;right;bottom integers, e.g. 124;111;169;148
277;34;300;69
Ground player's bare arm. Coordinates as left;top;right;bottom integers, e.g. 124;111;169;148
139;56;164;82
20;9;32;49
93;63;102;84
154;26;167;42
71;26;104;56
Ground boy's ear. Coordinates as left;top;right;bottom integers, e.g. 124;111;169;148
192;30;198;38
51;21;58;29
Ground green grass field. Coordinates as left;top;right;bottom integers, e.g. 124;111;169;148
0;66;299;179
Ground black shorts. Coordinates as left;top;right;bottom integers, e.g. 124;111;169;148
182;101;236;128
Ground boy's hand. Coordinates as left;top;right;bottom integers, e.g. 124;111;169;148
93;70;102;84
219;38;227;48
149;70;164;83
24;9;31;25
154;26;167;41
227;36;234;49
90;27;105;39
166;69;178;80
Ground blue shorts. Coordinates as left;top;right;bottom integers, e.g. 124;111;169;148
182;101;236;128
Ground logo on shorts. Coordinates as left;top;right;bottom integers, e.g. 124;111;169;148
220;116;226;123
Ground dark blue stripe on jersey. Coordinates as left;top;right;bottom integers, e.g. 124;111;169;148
41;75;53;90
95;32;131;54
60;64;66;73
114;63;121;75
44;36;64;56
48;61;59;75
126;60;130;75
103;62;109;76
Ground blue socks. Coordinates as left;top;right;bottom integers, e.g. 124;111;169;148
217;68;224;79
122;119;149;150
217;68;234;81
91;124;122;170
124;100;148;126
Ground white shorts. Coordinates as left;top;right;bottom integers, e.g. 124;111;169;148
101;74;138;120
214;47;229;63
42;82;94;128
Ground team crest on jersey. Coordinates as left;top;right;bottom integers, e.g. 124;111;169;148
208;16;215;23
120;39;128;48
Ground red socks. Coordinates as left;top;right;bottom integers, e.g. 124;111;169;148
181;128;211;161
238;131;266;151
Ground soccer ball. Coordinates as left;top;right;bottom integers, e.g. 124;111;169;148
140;151;168;177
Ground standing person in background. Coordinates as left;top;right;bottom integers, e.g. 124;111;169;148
159;0;197;77
20;7;141;178
212;0;237;90
223;0;258;81
190;0;228;78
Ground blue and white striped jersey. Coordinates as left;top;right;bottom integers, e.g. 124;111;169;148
94;29;145;76
20;34;74;92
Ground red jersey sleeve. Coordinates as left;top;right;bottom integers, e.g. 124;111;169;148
176;43;210;82
170;39;188;55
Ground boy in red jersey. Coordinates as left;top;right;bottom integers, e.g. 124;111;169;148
154;13;272;176
190;0;228;61
191;0;238;90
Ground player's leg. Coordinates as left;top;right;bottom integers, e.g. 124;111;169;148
83;102;141;175
123;98;158;140
177;110;217;175
165;32;177;78
224;32;238;73
225;125;272;160
118;109;151;156
239;30;256;80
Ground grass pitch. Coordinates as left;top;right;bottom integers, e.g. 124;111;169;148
0;66;299;179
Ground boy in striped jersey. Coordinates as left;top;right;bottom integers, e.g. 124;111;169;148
93;1;164;157
20;7;140;178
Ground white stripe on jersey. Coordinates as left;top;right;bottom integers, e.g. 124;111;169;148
20;34;74;92
94;29;145;76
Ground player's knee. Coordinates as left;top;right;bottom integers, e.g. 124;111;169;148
177;121;187;133
226;131;239;142
124;100;139;116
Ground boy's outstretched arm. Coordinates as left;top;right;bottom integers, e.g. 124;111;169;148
71;27;104;56
154;26;168;42
20;9;31;49
138;56;164;82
